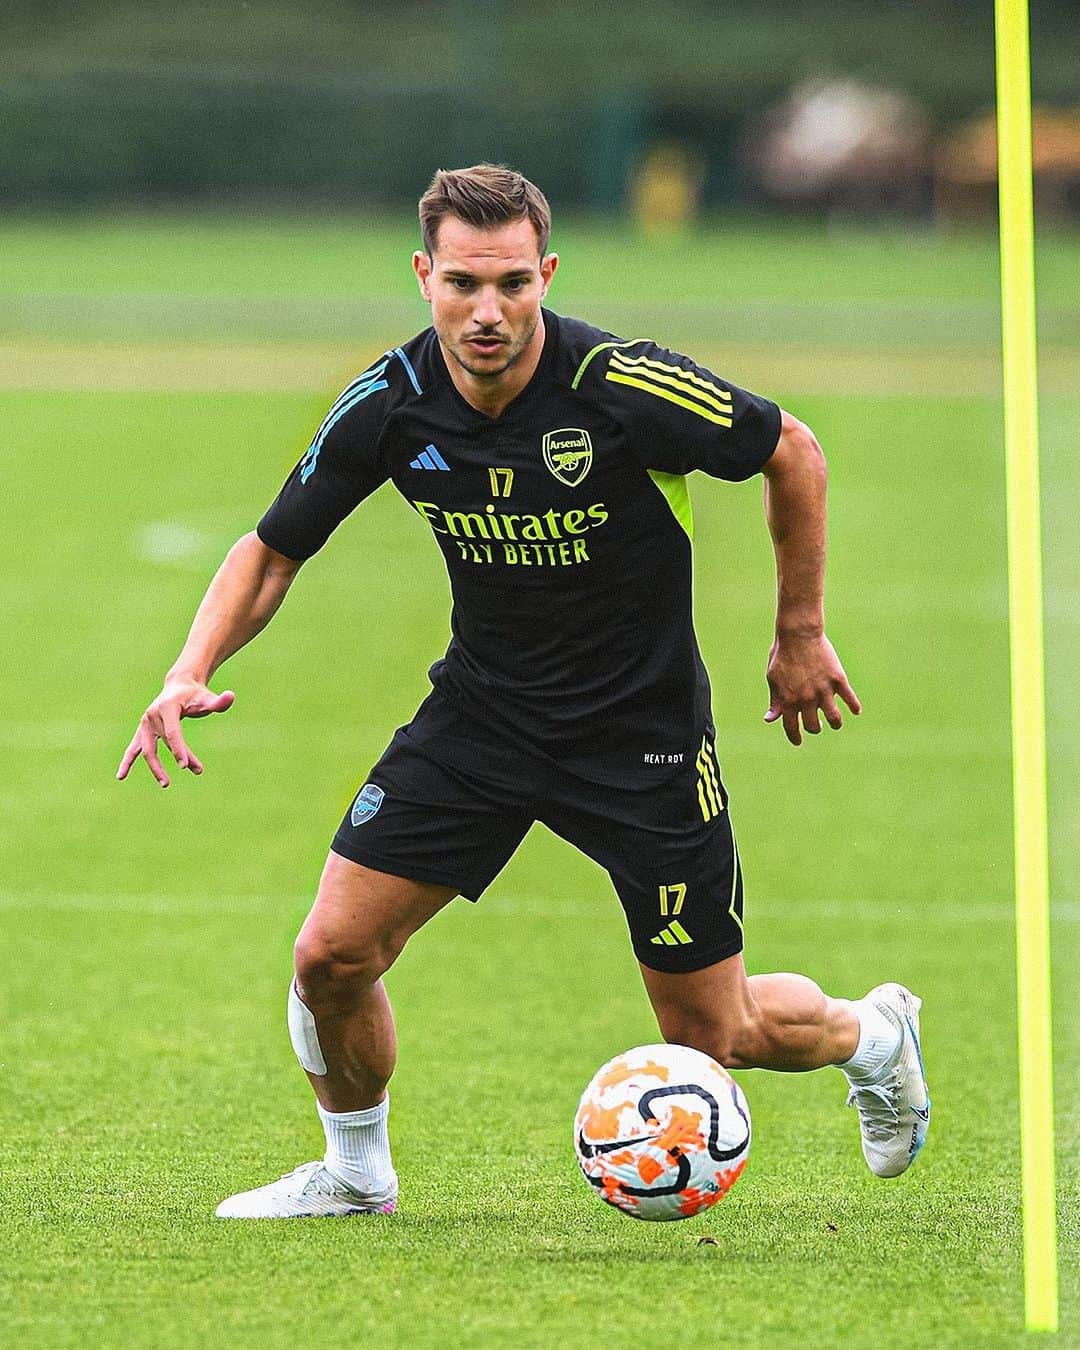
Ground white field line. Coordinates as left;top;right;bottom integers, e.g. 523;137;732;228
135;521;220;565
0;889;1076;924
0;890;273;917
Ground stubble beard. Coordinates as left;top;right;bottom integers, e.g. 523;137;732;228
444;312;540;382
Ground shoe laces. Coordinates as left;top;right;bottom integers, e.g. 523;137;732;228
281;1162;343;1197
846;1068;902;1142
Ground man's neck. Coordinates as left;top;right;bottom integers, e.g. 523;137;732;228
443;315;546;419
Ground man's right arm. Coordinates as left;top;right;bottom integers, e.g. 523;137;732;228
116;531;303;788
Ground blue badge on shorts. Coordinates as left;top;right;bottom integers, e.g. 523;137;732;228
350;783;385;827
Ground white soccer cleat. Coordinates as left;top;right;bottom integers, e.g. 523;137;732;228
846;983;930;1178
214;1162;397;1219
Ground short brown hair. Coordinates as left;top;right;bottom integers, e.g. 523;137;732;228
418;164;551;257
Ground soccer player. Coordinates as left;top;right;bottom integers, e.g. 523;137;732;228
118;165;930;1218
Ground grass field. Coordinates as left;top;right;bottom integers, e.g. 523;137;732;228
1;214;1077;1348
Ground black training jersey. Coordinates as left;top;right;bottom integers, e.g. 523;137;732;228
257;311;781;787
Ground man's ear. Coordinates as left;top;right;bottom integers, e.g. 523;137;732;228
540;252;559;297
413;250;433;301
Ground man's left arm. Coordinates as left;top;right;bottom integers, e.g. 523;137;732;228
761;410;861;746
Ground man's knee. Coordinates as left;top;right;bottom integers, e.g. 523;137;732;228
293;926;398;1004
294;855;455;1007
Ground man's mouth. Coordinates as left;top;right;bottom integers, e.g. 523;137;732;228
466;335;508;356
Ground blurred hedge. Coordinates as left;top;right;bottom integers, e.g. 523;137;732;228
0;74;630;207
3;0;1078;208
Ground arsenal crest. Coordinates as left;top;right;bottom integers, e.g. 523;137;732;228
350;783;385;827
542;428;593;487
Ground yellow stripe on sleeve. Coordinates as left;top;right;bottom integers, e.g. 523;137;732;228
570;338;652;390
608;357;735;417
605;371;734;427
609;350;733;405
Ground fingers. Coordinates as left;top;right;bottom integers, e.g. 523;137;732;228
160;710;192;773
158;710;205;774
765;700;805;744
138;720;171;788
116;728;167;785
765;636;862;744
115;737;142;780
766;694;844;743
116;714;196;788
801;705;822;736
764;702;798;743
117;683;233;786
116;723;203;785
837;677;862;716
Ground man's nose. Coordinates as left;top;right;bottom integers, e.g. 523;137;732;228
472;286;502;328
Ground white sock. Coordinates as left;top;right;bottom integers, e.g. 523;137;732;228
841;999;902;1082
318;1096;395;1193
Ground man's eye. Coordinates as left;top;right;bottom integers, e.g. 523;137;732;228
505;279;527;291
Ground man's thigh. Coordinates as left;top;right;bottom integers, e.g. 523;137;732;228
298;851;460;964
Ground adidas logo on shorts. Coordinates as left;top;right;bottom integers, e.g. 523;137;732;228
651;921;693;946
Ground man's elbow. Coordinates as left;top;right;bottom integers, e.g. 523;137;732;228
764;410;826;482
233;529;305;579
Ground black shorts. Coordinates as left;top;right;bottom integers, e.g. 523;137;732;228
331;692;744;974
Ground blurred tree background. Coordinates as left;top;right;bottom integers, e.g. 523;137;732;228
3;0;1079;213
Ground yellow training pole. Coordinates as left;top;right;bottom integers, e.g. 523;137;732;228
994;0;1058;1332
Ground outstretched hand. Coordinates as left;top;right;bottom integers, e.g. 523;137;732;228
116;679;235;787
764;633;861;746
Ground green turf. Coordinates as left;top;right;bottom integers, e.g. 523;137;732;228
0;211;1075;301
1;217;1076;1347
2;213;1080;348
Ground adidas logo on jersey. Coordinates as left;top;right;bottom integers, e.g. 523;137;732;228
410;444;451;471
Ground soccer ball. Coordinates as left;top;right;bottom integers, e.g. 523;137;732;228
574;1043;750;1221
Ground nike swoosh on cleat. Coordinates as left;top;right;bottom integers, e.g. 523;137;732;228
904;1016;927;1075
910;1104;930;1123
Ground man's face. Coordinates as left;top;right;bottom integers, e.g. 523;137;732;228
413;216;558;382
